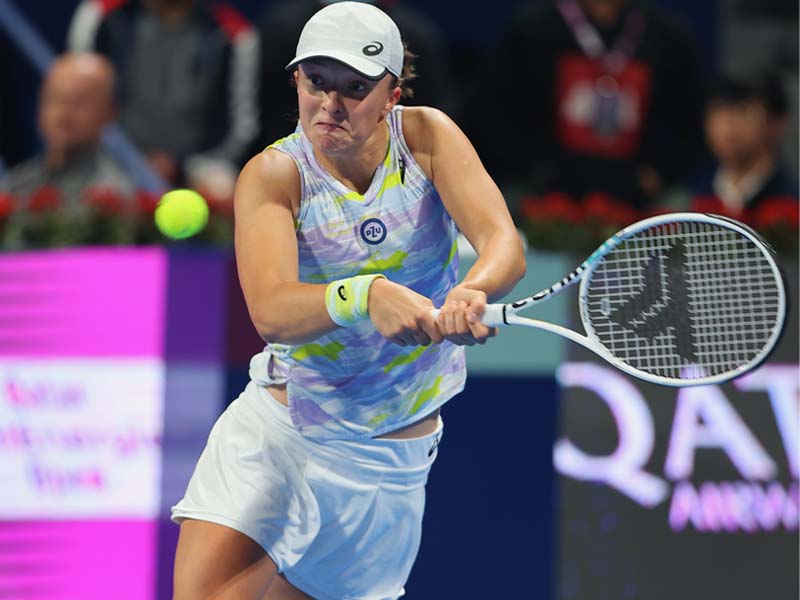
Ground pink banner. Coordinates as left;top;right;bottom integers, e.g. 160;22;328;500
0;520;157;599
0;248;167;358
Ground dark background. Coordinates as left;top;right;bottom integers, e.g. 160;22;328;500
1;0;720;166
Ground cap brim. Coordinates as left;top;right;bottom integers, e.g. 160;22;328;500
285;50;389;80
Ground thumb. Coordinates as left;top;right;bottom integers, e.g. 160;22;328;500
466;298;486;324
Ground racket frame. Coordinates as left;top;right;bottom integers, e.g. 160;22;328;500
485;213;787;387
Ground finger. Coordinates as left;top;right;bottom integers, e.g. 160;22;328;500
474;326;498;344
467;318;493;342
453;304;471;336
399;330;418;346
445;302;474;345
444;333;476;346
408;319;433;346
466;297;487;326
410;331;432;346
421;315;444;344
441;304;458;337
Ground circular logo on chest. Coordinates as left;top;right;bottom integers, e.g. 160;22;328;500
360;218;387;245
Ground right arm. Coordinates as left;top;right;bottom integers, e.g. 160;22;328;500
234;150;442;346
235;149;334;345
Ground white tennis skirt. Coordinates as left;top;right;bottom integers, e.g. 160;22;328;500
171;381;443;600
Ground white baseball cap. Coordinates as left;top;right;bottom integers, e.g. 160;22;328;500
285;2;403;80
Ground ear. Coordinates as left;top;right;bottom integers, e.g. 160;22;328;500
383;85;402;115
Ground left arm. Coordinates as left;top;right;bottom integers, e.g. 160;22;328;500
404;106;526;344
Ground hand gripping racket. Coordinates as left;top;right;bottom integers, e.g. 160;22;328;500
447;213;788;387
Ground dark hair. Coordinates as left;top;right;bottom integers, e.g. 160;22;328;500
389;46;417;99
707;72;789;116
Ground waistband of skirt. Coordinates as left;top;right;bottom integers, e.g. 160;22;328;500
248;382;443;474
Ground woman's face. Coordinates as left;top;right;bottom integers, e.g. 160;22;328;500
295;59;400;156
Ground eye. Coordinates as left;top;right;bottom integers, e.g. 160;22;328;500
347;81;367;93
309;74;324;88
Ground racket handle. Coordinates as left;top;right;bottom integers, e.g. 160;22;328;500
429;303;506;327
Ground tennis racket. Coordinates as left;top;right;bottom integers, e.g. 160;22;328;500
441;213;788;387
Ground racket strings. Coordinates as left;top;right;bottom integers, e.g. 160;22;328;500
583;221;782;380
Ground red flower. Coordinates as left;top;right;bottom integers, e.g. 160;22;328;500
205;193;233;216
83;186;126;216
751;196;800;230
543;192;581;223
27;186;61;212
519;196;542;221
135;190;159;215
581;192;640;226
0;193;16;219
643;206;678;218
690;195;736;217
521;192;582;224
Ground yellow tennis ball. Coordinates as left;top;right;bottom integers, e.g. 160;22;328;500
155;189;209;239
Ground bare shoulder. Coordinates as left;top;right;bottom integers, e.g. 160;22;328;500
400;106;456;154
235;148;301;217
400;106;463;180
400;106;475;183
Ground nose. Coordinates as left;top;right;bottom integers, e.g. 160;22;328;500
322;89;345;117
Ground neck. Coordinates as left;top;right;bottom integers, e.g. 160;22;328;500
315;122;390;194
580;0;627;27
724;152;776;186
146;0;193;22
44;144;94;170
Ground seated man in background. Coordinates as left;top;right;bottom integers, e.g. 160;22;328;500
0;52;135;207
695;72;799;215
67;0;260;202
465;0;705;211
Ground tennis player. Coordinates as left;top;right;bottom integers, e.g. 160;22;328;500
171;3;525;598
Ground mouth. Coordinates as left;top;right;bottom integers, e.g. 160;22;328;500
315;121;345;132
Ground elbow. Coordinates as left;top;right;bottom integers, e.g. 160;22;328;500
251;311;316;346
503;256;526;301
513;235;527;283
252;320;279;345
515;258;527;286
487;239;527;303
250;311;290;345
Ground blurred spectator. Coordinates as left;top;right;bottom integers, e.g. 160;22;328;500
693;72;798;215
718;0;798;175
256;0;457;148
67;0;260;201
465;0;705;211
0;52;134;206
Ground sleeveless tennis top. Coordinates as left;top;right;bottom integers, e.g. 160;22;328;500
248;105;466;440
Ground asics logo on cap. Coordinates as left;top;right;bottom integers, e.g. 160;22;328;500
362;41;384;56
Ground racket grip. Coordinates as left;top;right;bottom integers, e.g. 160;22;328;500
482;304;505;327
429;304;506;327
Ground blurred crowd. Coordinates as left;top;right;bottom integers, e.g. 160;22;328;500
0;0;797;250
